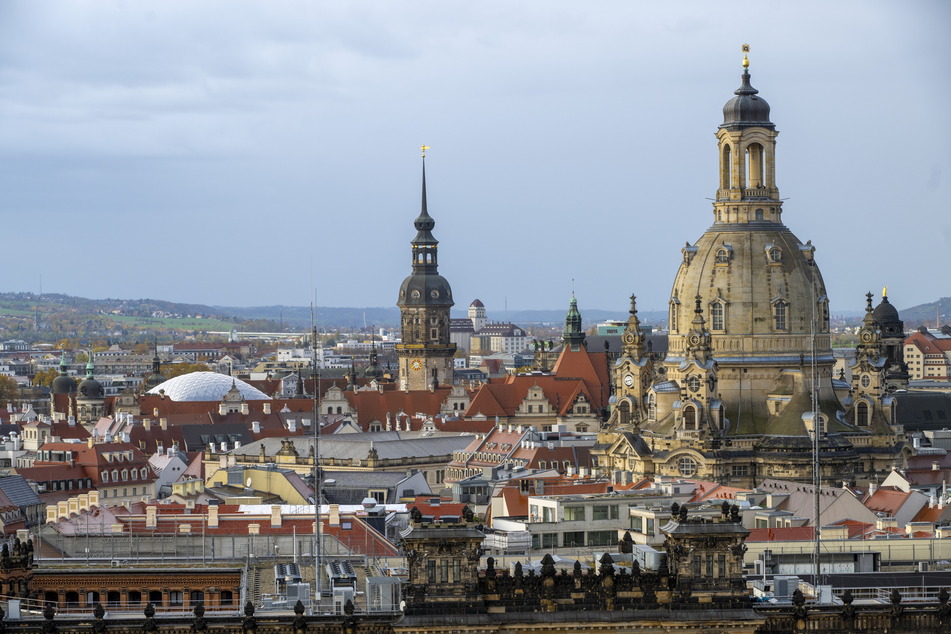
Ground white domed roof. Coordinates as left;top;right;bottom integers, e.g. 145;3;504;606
147;372;270;402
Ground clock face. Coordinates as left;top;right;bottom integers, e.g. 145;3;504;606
411;359;422;371
623;374;634;387
686;375;701;392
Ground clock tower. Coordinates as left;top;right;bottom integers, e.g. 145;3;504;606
396;153;457;391
612;295;654;426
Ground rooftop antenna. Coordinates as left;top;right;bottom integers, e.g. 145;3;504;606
310;292;323;603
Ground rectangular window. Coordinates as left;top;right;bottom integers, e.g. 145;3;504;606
542;533;558;549
563;531;585;547
646;518;655;535
439;560;449;583
693;555;701;577
718;554;726;577
452;560;460;583
564;506;585;522
427;560;436;584
593;505;619;521
631;516;643;532
587;530;616;547
706;554;714;578
542;507;554;523
532;533;540;550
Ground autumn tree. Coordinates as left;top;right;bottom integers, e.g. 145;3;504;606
162;363;210;380
32;368;59;388
0;375;20;406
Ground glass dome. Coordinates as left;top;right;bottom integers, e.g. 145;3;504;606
146;371;270;402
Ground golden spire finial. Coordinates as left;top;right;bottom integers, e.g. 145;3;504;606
883;286;888;298
742;43;750;69
420;145;430;158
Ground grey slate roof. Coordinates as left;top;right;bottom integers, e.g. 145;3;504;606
230;433;474;462
0;475;42;508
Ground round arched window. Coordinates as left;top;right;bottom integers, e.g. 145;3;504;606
678;456;697;477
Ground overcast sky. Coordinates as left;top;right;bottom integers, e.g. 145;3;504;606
1;1;948;317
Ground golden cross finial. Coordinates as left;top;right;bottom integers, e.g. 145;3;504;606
420;145;430;158
742;43;750;69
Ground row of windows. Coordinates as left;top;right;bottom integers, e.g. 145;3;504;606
530;530;617;549
101;467;150;483
48;589;232;608
669;298;802;332
715;245;782;263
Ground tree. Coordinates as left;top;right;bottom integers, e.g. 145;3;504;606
0;375;20;406
162;363;210;380
33;368;59;388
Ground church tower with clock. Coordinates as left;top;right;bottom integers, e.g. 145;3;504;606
396;151;457;391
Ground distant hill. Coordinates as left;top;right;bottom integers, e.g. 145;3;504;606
900;297;951;329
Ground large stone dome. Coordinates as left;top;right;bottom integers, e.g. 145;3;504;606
669;225;830;364
147;372;270;402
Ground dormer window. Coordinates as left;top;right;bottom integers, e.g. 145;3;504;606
767;246;782;263
716;249;730;264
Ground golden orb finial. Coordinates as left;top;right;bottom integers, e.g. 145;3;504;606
742;43;750;69
420;145;430;158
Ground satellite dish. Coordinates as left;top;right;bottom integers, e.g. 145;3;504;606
246;477;252;488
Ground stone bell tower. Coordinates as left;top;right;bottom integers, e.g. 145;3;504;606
396;149;457;391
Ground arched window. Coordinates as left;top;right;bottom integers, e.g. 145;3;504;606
121;469;128;482
112;469;119;483
148;590;162;605
107;590;121;607
683;406;697;430
711;302;725;331
773;300;789;331
141;468;149;479
722;144;733;189
648;394;656;420
220;590;234;606
755;208;764;221
102;471;109;483
190;590;204;605
856;401;870;426
768;247;782;263
169;591;183;606
745;142;765;187
716;248;730;264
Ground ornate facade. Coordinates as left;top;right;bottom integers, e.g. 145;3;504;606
395;157;457;391
596;55;906;487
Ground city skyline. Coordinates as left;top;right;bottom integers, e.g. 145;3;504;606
0;1;948;314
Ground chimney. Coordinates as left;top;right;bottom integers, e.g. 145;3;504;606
208;504;219;528
67;416;76;426
146;506;157;529
46;506;58;523
868;481;877;495
57;501;68;520
160;418;168;431
263;402;271;415
271;505;282;527
87;437;94;449
157;442;164;454
579;467;588;478
78;494;89;512
240;403;249;415
329;504;340;527
143;418;151;431
89;490;100;507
